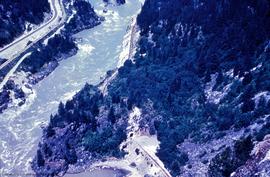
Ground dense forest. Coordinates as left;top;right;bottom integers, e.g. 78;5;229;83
125;0;270;175
64;0;102;34
0;0;50;47
33;83;128;176
34;0;270;176
19;34;77;74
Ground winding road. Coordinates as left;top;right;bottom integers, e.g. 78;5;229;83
0;0;65;70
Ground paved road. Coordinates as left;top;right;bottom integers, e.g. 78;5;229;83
0;0;65;70
0;0;57;53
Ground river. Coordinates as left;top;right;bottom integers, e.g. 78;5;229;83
65;168;128;177
0;0;142;176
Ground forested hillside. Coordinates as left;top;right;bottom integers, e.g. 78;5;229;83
129;0;270;176
34;0;270;176
0;0;50;47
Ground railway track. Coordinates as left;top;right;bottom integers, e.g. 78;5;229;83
135;141;172;177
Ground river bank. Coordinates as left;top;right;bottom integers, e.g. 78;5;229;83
0;0;103;114
65;166;129;177
35;0;270;176
0;0;143;176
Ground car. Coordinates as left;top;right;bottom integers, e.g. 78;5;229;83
26;41;33;46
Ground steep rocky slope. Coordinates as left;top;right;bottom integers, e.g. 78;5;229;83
34;0;270;176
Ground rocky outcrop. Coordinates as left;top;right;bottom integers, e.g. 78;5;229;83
232;135;270;177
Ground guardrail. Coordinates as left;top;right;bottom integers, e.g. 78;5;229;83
0;0;67;87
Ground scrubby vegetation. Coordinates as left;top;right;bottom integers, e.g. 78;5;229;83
0;80;25;113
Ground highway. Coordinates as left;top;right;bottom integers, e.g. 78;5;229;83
0;0;65;71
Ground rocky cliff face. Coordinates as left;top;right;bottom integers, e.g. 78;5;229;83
34;0;270;176
0;0;51;47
